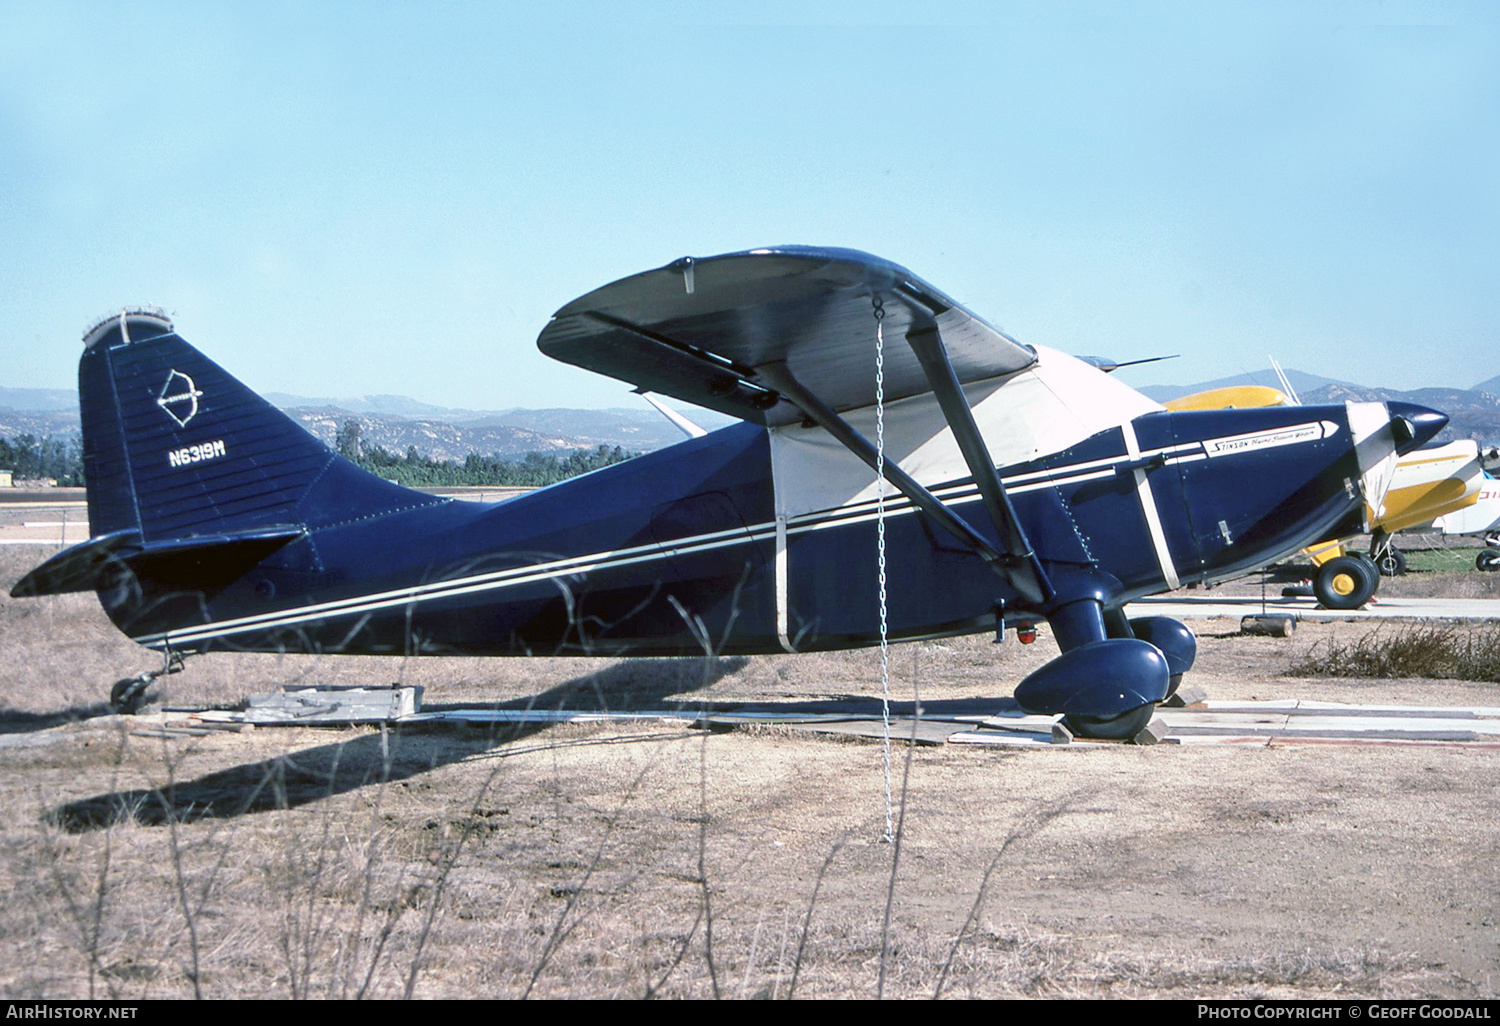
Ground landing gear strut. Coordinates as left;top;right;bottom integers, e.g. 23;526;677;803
109;649;185;714
1013;592;1192;742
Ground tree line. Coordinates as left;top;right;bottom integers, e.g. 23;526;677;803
0;422;636;489
335;419;638;486
348;439;638;487
0;434;84;485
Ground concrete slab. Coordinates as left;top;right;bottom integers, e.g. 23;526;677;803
171;693;1500;748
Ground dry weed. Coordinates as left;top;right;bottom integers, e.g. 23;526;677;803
1290;624;1500;682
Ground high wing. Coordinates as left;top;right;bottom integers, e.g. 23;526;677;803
540;245;1052;604
537;246;1037;427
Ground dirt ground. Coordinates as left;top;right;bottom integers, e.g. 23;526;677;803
1;543;1498;999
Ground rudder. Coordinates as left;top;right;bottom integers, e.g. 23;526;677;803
78;309;437;543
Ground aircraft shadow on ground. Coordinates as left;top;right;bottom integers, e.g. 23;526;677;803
47;656;747;834
0;704;116;734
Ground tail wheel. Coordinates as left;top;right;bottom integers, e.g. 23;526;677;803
109;675;153;714
1314;556;1378;610
1063;703;1156;741
1478;550;1500;572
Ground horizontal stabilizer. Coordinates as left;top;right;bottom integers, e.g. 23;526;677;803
10;525;305;597
9;530;142;597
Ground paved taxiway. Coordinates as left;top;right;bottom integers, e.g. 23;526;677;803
1128;594;1500;621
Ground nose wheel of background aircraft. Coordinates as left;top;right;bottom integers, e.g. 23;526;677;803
1376;547;1407;577
1479;550;1500;572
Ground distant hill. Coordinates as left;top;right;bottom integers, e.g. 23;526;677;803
278;401;735;459
1128;375;1494;444
4;367;1496;457
0;406;80;439
1136;369;1353;404
1295;385;1500;446
0;386;736;460
0;386;78;412
1133;372;1500;445
285;407;579;460
262;392;477;419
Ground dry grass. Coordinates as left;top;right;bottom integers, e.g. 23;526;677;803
2;545;1499;999
1290;624;1500;682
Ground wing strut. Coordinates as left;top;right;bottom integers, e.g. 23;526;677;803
755;359;1042;597
907;327;1052;604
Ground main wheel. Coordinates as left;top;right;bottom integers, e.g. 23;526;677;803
1062;703;1156;741
1478;550;1500;572
1351;552;1382;586
1376;547;1408;577
1314;556;1378;610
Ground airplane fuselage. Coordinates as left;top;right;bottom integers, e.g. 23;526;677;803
21;254;1447;734
113;401;1377;659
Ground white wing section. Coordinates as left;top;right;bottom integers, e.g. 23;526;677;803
768;347;1163;522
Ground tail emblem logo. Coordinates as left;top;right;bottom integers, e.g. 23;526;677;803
157;370;203;427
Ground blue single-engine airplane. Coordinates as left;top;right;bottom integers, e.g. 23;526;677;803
12;247;1446;739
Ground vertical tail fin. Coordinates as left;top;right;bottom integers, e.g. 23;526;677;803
79;309;437;542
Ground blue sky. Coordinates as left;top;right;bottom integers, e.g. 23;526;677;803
3;1;1497;410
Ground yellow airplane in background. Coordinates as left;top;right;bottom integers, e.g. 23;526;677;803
1162;385;1290;413
1164;384;1483;609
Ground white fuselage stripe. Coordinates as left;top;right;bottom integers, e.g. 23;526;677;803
774;512;793;652
1120;420;1180;591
